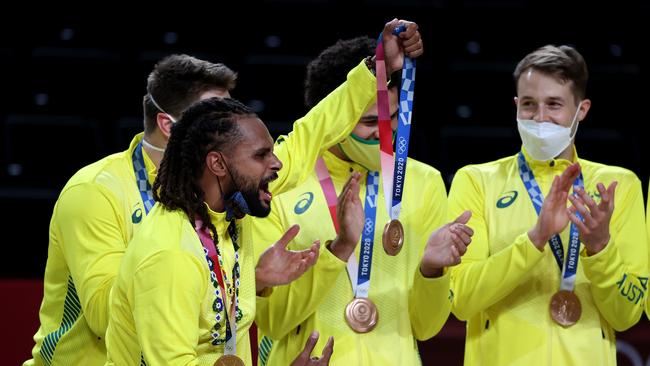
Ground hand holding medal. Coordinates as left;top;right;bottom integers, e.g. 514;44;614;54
381;18;423;77
376;20;419;256
314;18;424;334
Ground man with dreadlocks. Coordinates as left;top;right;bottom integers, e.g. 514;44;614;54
27;17;422;366
105;97;363;365
24;54;237;366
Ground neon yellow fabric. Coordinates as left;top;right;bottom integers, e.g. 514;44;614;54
271;61;377;194
106;206;257;366
646;182;650;320
449;147;648;366
24;133;155;366
251;150;450;365
104;61;379;365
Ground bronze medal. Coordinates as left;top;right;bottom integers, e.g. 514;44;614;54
214;354;245;366
549;290;582;327
345;297;378;333
382;219;404;256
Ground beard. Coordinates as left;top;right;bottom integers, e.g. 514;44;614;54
229;166;276;218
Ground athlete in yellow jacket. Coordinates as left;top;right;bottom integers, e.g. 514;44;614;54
104;21;425;365
251;35;472;365
104;96;376;365
24;55;236;366
449;45;648;366
25;49;382;365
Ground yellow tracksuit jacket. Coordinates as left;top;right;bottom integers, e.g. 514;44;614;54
251;150;451;365
645;185;650;319
449;147;648;366
105;206;257;365
26;60;377;366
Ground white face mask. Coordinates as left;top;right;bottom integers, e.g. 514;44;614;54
516;101;582;161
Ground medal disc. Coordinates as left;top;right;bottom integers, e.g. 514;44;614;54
382;219;404;256
214;354;245;366
345;297;378;333
549;290;582;327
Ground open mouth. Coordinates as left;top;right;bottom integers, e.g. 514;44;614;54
259;174;277;204
260;181;272;203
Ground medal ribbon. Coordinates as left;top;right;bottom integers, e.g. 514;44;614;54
376;25;416;220
195;219;240;355
517;152;584;291
315;158;379;298
132;141;156;214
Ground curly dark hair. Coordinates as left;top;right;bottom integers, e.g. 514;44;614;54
304;36;400;109
153;97;254;238
143;54;238;133
514;45;588;102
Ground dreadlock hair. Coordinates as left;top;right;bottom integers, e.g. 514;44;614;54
153;97;254;239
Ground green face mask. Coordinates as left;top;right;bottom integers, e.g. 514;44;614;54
338;133;380;172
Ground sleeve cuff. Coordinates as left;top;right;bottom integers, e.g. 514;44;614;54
580;237;614;261
517;232;547;262
347;60;378;96
413;266;451;294
321;241;349;268
256;287;274;299
581;238;620;280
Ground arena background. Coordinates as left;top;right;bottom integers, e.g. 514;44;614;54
1;2;649;364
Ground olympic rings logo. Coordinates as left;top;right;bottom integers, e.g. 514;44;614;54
364;218;374;234
397;136;408;154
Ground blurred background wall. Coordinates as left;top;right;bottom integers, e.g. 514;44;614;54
1;1;649;364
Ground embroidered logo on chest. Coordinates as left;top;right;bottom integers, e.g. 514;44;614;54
294;192;314;214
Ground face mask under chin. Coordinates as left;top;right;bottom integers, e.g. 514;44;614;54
220;160;270;220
